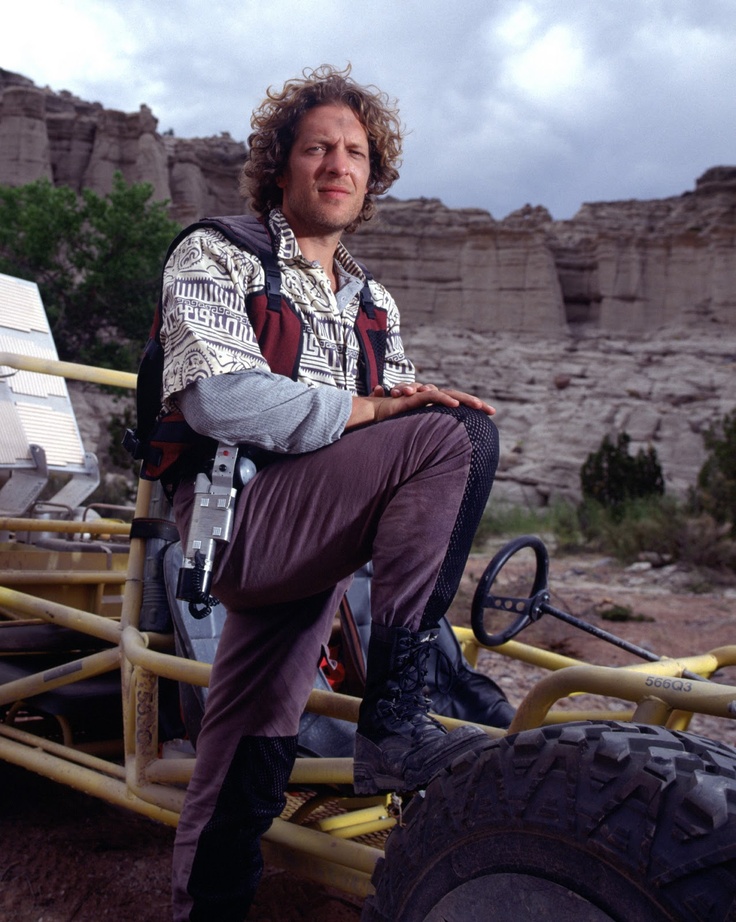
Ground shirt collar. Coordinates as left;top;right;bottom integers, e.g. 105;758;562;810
267;208;366;282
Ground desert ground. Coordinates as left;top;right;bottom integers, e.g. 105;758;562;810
2;547;735;921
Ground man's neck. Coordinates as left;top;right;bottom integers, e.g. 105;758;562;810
294;231;341;268
295;233;342;291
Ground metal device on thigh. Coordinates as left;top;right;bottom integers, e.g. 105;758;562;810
176;442;256;619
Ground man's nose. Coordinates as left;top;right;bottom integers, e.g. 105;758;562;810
325;146;350;175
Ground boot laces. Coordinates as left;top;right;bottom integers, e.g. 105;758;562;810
377;631;438;724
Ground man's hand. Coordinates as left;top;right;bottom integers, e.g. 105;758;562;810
346;382;496;429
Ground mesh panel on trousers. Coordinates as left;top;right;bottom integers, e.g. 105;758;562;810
411;406;499;629
187;735;298;919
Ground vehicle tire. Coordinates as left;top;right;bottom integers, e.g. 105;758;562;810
362;721;736;922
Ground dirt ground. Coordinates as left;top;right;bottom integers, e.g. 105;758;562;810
2;548;735;921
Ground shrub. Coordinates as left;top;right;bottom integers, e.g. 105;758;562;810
580;432;664;520
472;498;582;553
693;410;736;536
578;494;681;562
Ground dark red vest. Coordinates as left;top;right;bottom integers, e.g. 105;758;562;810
124;215;387;481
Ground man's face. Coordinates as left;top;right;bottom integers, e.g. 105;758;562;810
277;103;371;239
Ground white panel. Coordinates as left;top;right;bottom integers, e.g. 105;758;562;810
0;274;49;333
0;272;89;473
15;403;85;467
0;402;31;463
0;335;67;397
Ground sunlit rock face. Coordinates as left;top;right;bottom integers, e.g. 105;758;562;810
2;69;734;335
4;70;736;504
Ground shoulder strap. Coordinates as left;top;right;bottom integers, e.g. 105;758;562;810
124;215;279;465
179;215;282;313
124;213;386;474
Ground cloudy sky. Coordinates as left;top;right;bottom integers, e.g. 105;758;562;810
2;0;735;219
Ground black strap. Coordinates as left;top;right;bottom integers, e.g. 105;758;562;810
130;518;181;542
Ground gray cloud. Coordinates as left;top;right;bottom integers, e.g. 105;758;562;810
3;0;735;218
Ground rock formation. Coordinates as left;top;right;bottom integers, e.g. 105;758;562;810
3;69;734;339
350;200;567;335
0;69;244;224
3;70;736;506
403;325;736;507
348;178;736;336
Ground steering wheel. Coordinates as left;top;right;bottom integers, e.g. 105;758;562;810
471;535;551;647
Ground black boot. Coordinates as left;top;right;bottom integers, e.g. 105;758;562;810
426;617;516;728
353;623;490;795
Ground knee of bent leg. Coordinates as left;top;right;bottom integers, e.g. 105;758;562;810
411;404;499;462
454;406;499;455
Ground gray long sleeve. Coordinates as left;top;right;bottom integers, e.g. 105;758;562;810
177;369;353;454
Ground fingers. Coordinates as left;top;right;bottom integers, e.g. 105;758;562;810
441;389;496;415
388;382;438;396
385;384;495;416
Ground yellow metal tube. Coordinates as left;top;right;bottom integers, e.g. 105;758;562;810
0;570;126;584
453;627;584;671
0;351;137;390
0;721;126;779
129;664;159;788
509;662;736;734
263;815;382;877
0;586;122;643
0;646;120;708
122;626;211;685
666;710;695;732
288;793;384;826
144;757;195;785
146;755;359;789
633;697;674;725
542;708;634;724
119;477;154;633
315;803;391;833
324;818;395;840
0;517;131;536
262;837;375;900
0;734;178;825
604;654;720;678
119;476;157;773
289;757;355;786
304;686;359;722
126;775;186;815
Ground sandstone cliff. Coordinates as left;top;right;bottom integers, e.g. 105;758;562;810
348;176;736;336
2;69;734;337
3;71;735;506
0;69;244;224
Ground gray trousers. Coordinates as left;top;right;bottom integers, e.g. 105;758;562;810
171;407;499;920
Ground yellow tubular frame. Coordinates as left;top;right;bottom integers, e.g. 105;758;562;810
1;351;736;902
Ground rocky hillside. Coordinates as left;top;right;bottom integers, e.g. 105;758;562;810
350;176;736;336
3;70;735;505
0;69;244;224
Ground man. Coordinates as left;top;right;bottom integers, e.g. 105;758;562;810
164;65;502;920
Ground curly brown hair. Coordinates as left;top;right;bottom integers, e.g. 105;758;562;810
240;64;403;232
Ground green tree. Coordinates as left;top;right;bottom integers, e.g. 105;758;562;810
580;431;665;513
0;174;180;370
694;410;736;536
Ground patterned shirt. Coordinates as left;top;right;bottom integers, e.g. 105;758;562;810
160;209;415;406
